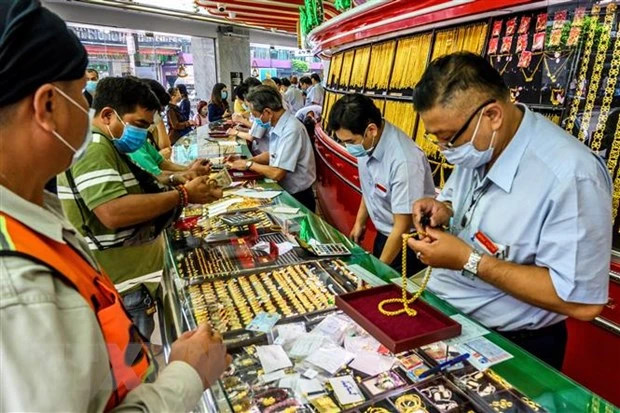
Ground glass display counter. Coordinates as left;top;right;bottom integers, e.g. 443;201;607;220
157;131;616;413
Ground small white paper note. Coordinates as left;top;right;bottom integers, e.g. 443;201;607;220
328;376;365;405
275;241;294;256
289;334;325;359
349;351;395;376
302;368;319;379
235;188;282;199
306;346;355;375
444;314;490;346
261;369;287;384
273;206;300;214
256;345;292;373
460;337;513;370
251;241;271;254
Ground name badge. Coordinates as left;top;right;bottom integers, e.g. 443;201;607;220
472;231;508;259
375;183;387;193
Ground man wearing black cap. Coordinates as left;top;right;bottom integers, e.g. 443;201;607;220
0;1;230;410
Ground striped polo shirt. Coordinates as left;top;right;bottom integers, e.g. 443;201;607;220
57;127;164;287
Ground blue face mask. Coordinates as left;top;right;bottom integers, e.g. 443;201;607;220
85;80;98;95
344;128;375;158
254;111;272;129
221;91;228;100
108;111;149;153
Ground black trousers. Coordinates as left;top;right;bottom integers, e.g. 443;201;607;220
292;186;316;212
496;320;567;370
373;231;426;276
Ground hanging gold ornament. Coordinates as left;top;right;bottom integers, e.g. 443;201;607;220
564;5;601;135
577;4;616;143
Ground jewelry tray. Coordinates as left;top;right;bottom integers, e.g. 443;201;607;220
336;284;462;353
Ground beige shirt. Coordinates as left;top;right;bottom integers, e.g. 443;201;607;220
0;186;203;412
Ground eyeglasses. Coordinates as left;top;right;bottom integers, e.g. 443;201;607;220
423;99;496;148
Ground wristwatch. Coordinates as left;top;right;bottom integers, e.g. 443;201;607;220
245;160;254;170
462;248;483;279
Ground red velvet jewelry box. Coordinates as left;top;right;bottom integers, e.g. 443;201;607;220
335;284;462;353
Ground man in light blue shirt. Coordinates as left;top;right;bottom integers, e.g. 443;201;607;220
408;52;612;370
329;94;435;274
305;73;325;106
283;78;305;112
227;86;317;211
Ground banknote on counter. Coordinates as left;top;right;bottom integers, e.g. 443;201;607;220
213;168;232;188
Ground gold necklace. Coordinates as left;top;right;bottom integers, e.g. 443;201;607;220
564;5;601;135
590;25;620;153
519;54;544;82
543;51;573;83
377;234;432;317
490;56;512;76
608;121;620;225
578;3;616;143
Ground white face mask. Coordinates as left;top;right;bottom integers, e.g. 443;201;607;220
441;110;496;169
51;87;93;167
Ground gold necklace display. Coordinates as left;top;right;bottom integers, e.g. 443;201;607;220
543;51;573;83
390;33;433;90
350;46;371;89
577;4;616;143
564;5;601;135
366;41;396;90
377;234;432;317
519;53;544;82
394;394;428;413
609;121;620;225
490;55;512;76
590;25;620;153
384;101;416;136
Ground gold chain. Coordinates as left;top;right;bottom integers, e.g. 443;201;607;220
577;4;616;143
564;5;601;135
590;22;620;152
377;234;432;317
542;51;573;83
610;121;620;226
519;53;544;82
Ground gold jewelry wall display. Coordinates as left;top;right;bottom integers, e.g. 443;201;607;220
564;5;601;135
543;51;573;83
519;53;544;82
577;4;616;143
590;23;620;153
350;46;371;89
377;234;432;317
366;41;396;91
609;121;620;224
390;33;432;90
490;55;512;76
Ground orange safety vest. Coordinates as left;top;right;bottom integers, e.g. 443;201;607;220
0;212;153;411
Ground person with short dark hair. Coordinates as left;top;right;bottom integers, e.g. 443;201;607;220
407;52;612;370
306;73;325;106
141;78;171;149
208;82;230;122
57;76;223;341
283;77;305;112
272;77;282;87
290;75;299;86
86;68;99;81
167;86;194;144
176;83;191;120
329;93;434;274
227;85;317;210
244;76;262;88
0;2;230;411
